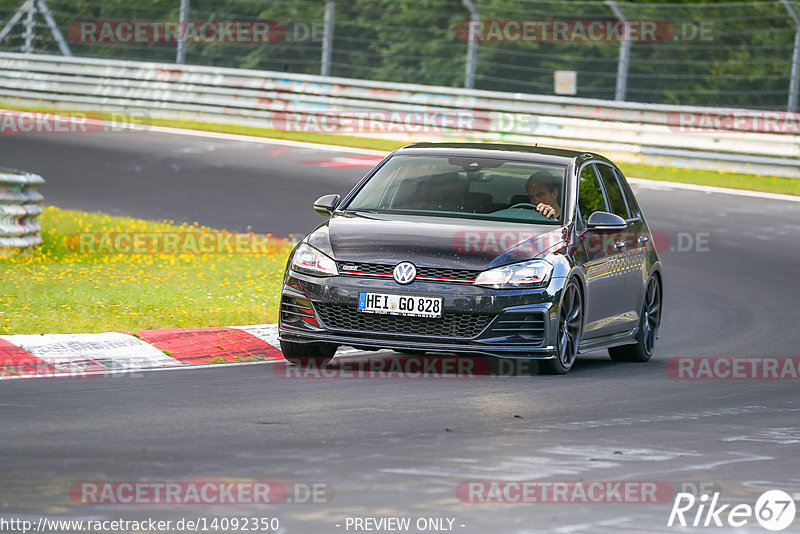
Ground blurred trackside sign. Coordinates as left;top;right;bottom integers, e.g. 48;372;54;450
555;70;577;96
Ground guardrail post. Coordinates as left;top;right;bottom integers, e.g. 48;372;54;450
22;0;34;53
176;0;189;64
0;1;28;45
35;0;71;56
781;0;800;112
0;168;45;248
0;0;71;56
606;0;630;102
461;0;479;89
320;0;335;76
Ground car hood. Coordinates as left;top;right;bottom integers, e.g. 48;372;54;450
305;211;568;271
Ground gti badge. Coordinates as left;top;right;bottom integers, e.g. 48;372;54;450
393;262;417;285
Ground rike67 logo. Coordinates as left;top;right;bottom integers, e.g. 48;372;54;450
668;490;796;531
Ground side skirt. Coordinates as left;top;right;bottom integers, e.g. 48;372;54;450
578;327;638;353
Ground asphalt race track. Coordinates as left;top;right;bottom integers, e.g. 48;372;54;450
2;130;800;533
2;129;376;237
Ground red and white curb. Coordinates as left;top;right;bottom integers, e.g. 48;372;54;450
0;324;287;379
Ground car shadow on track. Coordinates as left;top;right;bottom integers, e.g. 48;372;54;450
276;349;630;379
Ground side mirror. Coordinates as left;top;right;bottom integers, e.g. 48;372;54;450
586;211;627;231
313;194;340;216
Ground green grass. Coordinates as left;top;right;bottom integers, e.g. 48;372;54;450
618;162;800;196
4;101;797;196
0;207;292;335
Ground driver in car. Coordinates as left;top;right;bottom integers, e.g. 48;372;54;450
525;171;562;219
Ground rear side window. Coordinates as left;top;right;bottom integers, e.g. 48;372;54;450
596;164;630;219
578;164;607;227
614;167;641;219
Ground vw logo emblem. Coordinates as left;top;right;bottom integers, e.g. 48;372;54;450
393;262;417;285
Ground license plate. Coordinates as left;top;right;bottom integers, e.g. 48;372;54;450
358;292;442;318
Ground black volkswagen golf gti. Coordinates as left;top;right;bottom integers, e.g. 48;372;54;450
278;143;663;374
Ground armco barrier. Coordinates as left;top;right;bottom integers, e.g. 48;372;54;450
0;168;45;248
0;52;798;177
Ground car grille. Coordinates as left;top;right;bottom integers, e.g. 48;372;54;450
484;312;546;343
314;303;493;339
337;262;479;283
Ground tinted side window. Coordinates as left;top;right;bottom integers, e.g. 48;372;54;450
596;164;630;219
578;164;606;226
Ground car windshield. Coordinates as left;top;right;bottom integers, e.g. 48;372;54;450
344;154;567;224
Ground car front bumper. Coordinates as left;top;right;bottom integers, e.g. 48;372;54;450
278;270;566;360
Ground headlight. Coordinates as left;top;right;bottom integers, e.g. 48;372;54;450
291;243;338;276
474;260;553;289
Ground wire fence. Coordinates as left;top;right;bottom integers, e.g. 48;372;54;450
1;0;799;111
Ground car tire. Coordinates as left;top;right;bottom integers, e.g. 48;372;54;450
609;275;662;363
542;278;583;375
280;340;337;367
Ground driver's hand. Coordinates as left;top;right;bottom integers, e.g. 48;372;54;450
536;203;556;219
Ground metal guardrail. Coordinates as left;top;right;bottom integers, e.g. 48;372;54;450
0;52;798;177
0;167;45;248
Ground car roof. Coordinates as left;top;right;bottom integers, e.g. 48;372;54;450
395;142;614;167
